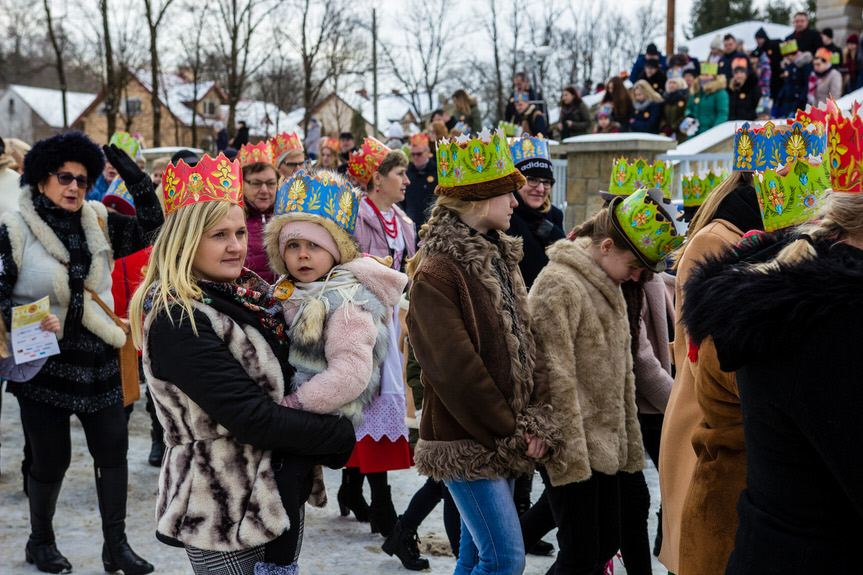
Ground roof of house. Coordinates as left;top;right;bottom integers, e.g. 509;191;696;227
8;84;97;128
132;70;224;127
314;91;439;135
228;100;304;138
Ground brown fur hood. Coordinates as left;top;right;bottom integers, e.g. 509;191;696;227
409;208;564;482
692;74;728;96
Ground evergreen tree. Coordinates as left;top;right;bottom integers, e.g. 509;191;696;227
763;0;792;25
689;0;758;37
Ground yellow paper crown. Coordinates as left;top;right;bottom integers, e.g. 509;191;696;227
270;132;304;163
162;154;244;216
238;141;274;167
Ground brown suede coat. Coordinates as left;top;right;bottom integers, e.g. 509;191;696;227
658;219;743;573
407;208;562;482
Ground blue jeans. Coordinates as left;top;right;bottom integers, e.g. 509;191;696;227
444;477;525;575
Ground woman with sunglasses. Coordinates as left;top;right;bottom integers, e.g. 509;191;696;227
0;131;163;574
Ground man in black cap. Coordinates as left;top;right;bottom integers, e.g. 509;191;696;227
752;27;783;100
630;43;667;84
820;28;843;66
786;11;823;55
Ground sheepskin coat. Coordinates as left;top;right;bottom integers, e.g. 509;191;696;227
681;235;863;573
529;237;645;486
407;208;562;482
279;256;408;427
658;218;743;573
144;291;355;551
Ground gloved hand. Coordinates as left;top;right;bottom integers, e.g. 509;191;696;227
102;144;146;187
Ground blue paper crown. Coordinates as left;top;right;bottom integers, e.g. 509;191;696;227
274;169;359;234
509;135;550;164
513;92;529;103
597;104;613;117
733;121;827;172
103;179;135;208
667;69;683;80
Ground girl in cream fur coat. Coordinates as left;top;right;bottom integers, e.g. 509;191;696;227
528;188;683;574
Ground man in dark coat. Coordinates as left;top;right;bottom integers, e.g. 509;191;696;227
230;121;250;149
785;12;823;55
402;134;437;240
752;27;784;100
505;72;539;124
718;34;750;80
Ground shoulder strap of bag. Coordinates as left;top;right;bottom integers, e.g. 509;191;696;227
85;287;130;334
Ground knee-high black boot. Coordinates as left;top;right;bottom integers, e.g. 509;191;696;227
337;467;370;522
145;389;165;467
368;471;397;537
95;466;154;575
25;475;72;574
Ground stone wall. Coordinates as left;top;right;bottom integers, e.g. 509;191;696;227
551;134;677;230
817;0;863;50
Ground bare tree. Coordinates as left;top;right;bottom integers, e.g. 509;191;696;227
178;4;208;147
43;0;70;128
143;0;177;146
255;31;303;136
212;0;269;138
99;0;118;136
380;0;459;121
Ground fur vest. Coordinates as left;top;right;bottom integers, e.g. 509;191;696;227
1;186;125;347
529;237;645;486
143;301;288;551
283;257;407;426
408;209;563;482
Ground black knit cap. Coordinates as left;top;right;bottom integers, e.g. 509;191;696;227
22;131;104;189
755;27;767;39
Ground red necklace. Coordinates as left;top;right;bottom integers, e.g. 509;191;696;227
365;196;399;238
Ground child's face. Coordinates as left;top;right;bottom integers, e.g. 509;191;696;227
282;238;336;283
598;116;610;128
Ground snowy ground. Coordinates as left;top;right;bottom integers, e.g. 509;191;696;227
0;388;665;574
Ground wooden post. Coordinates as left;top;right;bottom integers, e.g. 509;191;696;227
666;0;675;56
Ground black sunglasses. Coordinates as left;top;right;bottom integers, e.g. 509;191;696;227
50;171;89;190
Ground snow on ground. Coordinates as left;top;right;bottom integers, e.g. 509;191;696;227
0;388;664;574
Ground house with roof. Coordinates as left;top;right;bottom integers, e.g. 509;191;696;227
72;68;228;149
309;90;439;139
0;84;97;144
228;100;304;141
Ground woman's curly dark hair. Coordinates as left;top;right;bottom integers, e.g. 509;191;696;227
22;131;105;190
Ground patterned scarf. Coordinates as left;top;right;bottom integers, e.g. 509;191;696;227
33;193;90;339
198;269;288;343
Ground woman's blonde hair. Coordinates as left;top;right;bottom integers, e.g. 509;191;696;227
405;196;485;277
754;191;863;271
632;79;664;103
672;170;753;270
129;200;237;347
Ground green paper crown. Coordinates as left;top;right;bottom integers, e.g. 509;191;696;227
498;121;520;137
700;62;718;76
436;129;517;188
755;159;830;232
109;132;140;159
609;187;685;272
681;169;727;208
781;39;798;55
608;158;673;198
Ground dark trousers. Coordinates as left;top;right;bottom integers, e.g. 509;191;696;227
402;476;461;555
18;395;127;483
266;454;316;566
541;467;621;575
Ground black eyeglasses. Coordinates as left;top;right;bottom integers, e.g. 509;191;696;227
244;179;278;190
280;160;305;169
526;176;555;189
50;171;89;190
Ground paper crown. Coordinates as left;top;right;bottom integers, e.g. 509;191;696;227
731;57;749;70
109;132;140;159
270;132;304;163
162;154;244;216
274;169;359;234
780;39;798;55
436;128;518;189
319;137;340;154
409;133;430;148
700;62;718;76
607;158;673;198
513;92;530;103
609;187;685;272
733;121;827;172
830;52;841;65
238;141;274;167
498;121;521;137
347;138;390;187
755;158;831;231
667;69;683;80
681;169;726;208
597;104;613;117
798;99;863;193
815;47;833;62
509;134;550;165
102;178;135;216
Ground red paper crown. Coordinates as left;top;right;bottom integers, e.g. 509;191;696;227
410;133;430;147
795;100;863;192
238;141;274;167
347;138;390;186
319;137;339;153
731;57;748;70
270;132;303;163
162;154;244;216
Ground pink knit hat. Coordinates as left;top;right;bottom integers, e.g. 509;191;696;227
278;220;342;264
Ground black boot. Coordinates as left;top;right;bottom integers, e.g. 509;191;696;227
653;506;663;557
369;484;398;537
382;516;430;571
146;390;165;467
95;466;154;575
337;468;370;522
25;475;72;574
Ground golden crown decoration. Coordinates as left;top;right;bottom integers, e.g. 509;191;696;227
270;132;304;163
274;169;359;234
162;154;244;216
238;141;274;167
347;138;390;186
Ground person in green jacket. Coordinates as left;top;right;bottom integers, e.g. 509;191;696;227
556;85;592;139
452;89;483;134
685;62;729;136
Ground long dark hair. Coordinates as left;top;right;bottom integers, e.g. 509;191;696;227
558;85;583;110
601;77;634;119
